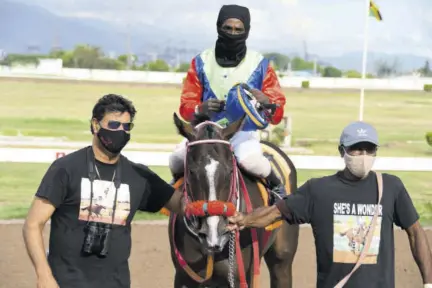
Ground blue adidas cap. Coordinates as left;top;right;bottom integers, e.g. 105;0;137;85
339;121;379;147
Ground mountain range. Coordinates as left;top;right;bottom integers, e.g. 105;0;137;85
1;0;429;72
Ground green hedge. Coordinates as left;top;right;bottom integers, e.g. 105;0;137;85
426;132;432;147
424;84;432;92
301;81;310;89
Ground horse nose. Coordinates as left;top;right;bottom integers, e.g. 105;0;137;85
213;244;222;252
206;242;222;253
210;241;221;249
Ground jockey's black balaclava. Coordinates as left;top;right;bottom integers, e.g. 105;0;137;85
215;4;251;67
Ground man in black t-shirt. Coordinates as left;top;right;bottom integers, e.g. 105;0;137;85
227;121;432;288
22;94;185;288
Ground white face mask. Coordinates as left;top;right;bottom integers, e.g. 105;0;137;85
343;153;376;179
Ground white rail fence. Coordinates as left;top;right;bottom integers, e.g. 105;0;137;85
1;65;432;90
1;147;431;171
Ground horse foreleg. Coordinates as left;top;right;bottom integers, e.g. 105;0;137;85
264;222;299;288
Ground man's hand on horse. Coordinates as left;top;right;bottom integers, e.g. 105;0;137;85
197;99;225;115
226;211;247;231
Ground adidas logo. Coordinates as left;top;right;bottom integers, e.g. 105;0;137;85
357;128;367;137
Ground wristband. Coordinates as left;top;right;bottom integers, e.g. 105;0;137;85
194;105;200;115
424;284;432;288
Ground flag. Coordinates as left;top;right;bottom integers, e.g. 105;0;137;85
369;0;383;21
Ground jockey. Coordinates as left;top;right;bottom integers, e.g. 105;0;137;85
169;4;287;201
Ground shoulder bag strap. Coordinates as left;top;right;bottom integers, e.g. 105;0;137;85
334;171;383;288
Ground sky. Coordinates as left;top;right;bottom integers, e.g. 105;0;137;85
13;0;432;57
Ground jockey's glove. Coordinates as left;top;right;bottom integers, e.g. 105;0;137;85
196;99;225;116
240;83;270;105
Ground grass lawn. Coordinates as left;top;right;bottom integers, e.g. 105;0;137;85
1;162;431;224
0;79;431;156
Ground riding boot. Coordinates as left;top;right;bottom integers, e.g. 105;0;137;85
265;170;286;205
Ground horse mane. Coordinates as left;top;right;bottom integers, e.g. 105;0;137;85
191;114;224;142
191;113;211;127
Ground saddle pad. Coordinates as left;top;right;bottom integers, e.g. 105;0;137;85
260;141;292;192
259;141;292;231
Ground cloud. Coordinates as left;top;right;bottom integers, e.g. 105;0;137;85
278;0;299;5
12;0;432;57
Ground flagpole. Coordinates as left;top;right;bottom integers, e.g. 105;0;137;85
359;0;370;121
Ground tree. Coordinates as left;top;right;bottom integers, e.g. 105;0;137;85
291;57;313;71
375;58;400;77
1;53;46;66
322;66;342;77
263;53;290;71
48;49;74;67
175;62;190;72
146;59;170;72
96;57;124;70
418;60;432;77
117;54;138;69
72;44;104;69
49;45;124;69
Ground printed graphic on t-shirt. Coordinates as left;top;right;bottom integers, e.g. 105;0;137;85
78;178;131;226
332;202;382;264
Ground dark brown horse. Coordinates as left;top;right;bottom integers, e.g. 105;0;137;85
168;113;299;288
80;204;106;219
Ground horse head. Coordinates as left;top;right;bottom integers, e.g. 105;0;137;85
173;112;246;254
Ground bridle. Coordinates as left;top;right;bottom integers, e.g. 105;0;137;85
182;121;240;217
171;120;260;288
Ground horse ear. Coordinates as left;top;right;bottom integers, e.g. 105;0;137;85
222;114;246;140
173;112;195;140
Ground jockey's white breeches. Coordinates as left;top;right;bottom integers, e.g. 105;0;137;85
169;131;272;178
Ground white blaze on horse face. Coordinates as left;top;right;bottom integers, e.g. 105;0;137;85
205;157;220;247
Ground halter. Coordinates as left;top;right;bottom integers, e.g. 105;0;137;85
171;120;260;288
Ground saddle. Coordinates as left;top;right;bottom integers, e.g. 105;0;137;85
161;141;292;231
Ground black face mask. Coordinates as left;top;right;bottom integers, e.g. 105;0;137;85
214;4;251;67
97;127;130;154
215;27;248;68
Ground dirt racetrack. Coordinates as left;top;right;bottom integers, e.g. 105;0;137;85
1;222;430;288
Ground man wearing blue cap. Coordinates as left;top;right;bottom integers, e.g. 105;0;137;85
227;121;432;288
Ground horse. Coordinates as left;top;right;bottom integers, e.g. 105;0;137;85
167;112;299;288
80;204;106;219
340;225;368;255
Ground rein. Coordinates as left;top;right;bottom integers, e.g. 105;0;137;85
171;121;260;288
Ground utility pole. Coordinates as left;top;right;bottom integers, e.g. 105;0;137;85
126;2;133;69
126;28;131;69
